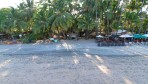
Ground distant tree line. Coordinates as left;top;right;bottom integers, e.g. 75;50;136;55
0;0;147;42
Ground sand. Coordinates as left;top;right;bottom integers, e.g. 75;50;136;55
0;39;148;84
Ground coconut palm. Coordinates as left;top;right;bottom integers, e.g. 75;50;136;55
47;0;75;38
33;4;50;39
0;0;147;42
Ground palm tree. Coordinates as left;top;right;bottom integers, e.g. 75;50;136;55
77;0;96;39
47;0;75;39
0;0;147;42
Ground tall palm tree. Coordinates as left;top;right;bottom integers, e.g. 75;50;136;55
47;0;75;38
77;0;96;39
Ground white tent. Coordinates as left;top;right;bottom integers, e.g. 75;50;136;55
117;29;126;34
96;35;103;38
112;29;127;35
119;34;133;38
117;29;126;33
143;34;148;37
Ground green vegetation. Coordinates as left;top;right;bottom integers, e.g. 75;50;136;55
0;0;147;42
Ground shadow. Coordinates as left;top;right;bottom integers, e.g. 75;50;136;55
11;44;22;53
0;49;9;53
62;42;81;65
0;44;22;55
0;71;9;78
96;64;110;75
73;56;79;65
122;46;148;56
123;77;134;84
55;44;62;50
84;53;111;76
31;55;39;61
95;55;104;63
60;57;64;62
61;40;73;50
0;60;10;78
0;60;11;68
0;40;145;84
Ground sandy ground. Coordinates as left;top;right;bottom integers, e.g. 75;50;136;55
0;39;148;84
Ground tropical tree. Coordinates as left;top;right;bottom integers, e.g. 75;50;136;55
0;0;147;42
47;0;75;39
0;8;11;32
77;0;96;39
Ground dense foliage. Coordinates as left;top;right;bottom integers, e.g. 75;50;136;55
0;0;147;41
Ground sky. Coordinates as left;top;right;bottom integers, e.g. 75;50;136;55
0;0;147;13
0;0;23;8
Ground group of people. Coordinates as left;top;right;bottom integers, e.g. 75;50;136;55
49;35;58;42
97;36;148;46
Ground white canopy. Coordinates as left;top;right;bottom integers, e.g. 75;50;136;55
117;29;126;34
143;34;148;37
119;34;133;38
96;35;103;38
111;29;127;35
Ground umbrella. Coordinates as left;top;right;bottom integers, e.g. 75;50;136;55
143;34;148;37
119;34;133;38
117;29;126;33
109;35;119;38
96;35;103;38
133;34;147;39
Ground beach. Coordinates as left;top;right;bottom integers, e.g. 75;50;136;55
0;39;148;84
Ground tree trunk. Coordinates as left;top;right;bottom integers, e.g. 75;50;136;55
10;28;14;40
85;29;89;40
62;31;66;40
107;17;110;36
138;24;142;34
96;25;99;36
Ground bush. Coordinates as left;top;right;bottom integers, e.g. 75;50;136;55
22;34;36;43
